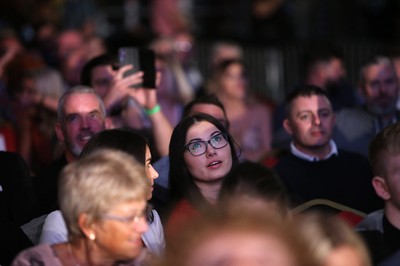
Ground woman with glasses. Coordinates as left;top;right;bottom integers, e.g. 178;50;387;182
38;129;164;259
166;113;239;238
13;149;150;265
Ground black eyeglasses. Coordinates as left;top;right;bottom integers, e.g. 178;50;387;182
185;133;229;156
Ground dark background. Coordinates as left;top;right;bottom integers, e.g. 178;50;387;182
1;0;400;103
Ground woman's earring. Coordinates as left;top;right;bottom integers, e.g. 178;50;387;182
89;233;96;241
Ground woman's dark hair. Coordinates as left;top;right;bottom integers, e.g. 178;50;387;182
80;128;148;165
219;161;289;216
168;113;239;210
80;128;153;221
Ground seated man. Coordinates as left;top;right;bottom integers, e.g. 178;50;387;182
33;86;111;214
356;122;400;264
273;45;357;150
334;55;400;157
273;85;382;214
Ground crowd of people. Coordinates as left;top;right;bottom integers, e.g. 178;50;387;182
1;3;400;266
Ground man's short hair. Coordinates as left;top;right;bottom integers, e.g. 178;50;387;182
284;85;330;118
369;122;400;178
303;45;344;80
57;85;106;122
80;53;117;86
183;93;230;129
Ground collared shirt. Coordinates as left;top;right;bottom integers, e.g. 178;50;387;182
290;140;338;162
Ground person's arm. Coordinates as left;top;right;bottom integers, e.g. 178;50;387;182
0;40;20;79
167;58;194;104
132;87;172;156
146;104;173;156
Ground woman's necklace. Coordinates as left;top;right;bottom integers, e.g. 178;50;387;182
68;242;81;266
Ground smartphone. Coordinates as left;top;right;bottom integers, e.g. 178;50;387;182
118;47;156;89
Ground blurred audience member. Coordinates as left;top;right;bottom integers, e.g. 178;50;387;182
197;40;244;97
160;209;314;266
297;212;371;266
209;40;243;69
13;149;151;265
334;55;400;157
55;29;87;88
0;29;48;154
151;0;192;37
208;59;272;161
11;68;64;173
357;122;400;264
182;93;230;129
84;35;107;61
219;160;290;219
303;45;356;110
249;0;294;44
151;32;203;126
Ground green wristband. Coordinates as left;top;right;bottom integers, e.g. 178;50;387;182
145;104;161;115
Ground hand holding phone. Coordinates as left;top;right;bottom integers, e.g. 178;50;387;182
118;47;156;89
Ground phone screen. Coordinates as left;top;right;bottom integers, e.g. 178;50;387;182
118;47;156;89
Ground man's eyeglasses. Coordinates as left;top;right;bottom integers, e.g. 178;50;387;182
185;133;229;156
101;204;153;224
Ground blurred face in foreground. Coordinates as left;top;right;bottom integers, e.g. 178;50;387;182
324;245;366;266
187;231;296;266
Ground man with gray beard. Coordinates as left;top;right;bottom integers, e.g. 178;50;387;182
33;86;110;214
333;55;400;157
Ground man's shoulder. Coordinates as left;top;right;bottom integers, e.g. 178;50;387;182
273;152;312;176
274;149;371;173
336;149;370;165
335;107;374;126
337;148;369;159
333;108;376;157
336;107;374;119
